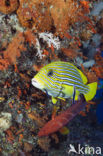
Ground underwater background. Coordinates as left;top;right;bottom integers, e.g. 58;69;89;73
0;0;103;155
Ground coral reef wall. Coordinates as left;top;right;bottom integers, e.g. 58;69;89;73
0;0;103;155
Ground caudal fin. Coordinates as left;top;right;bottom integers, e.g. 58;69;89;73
84;82;97;101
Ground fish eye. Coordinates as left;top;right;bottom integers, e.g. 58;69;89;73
47;70;53;77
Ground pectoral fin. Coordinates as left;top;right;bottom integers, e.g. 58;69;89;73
62;84;74;98
75;91;80;100
52;97;58;104
62;84;80;101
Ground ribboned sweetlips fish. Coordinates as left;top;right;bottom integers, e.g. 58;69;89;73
32;61;97;104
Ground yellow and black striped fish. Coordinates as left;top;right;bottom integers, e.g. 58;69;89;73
32;61;97;103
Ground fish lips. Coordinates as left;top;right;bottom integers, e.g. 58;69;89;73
31;78;43;90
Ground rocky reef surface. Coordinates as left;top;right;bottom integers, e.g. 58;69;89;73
0;0;103;155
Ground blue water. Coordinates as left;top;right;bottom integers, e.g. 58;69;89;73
95;51;103;124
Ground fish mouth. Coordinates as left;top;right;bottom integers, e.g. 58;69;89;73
31;78;43;90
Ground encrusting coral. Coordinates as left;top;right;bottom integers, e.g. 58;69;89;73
17;0;91;36
50;0;81;36
0;56;10;70
0;0;19;14
3;32;26;64
92;52;103;78
0;0;95;38
17;0;53;31
0;30;61;70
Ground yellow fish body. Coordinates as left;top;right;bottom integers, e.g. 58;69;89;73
32;61;97;102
